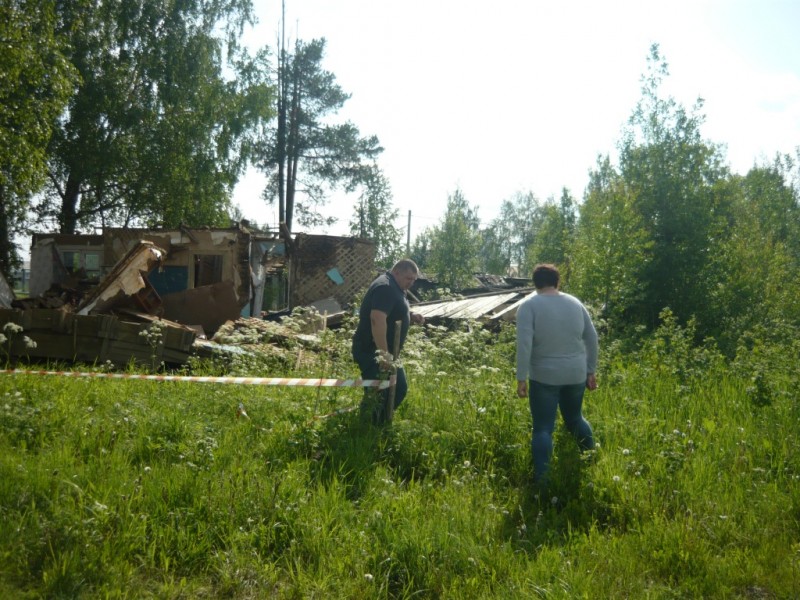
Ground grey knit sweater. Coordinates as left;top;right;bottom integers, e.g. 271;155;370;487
515;291;598;386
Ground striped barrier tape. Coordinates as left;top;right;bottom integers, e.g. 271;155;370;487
0;369;393;389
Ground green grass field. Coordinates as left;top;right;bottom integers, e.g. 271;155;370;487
1;319;798;598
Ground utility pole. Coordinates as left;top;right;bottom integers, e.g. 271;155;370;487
406;210;411;255
276;0;287;228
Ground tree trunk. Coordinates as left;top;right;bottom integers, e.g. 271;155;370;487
276;51;287;227
0;187;15;280
60;172;81;234
284;65;301;232
276;1;287;229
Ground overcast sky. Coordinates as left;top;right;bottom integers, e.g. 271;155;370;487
234;0;800;241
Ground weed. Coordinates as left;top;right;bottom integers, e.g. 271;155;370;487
0;318;798;597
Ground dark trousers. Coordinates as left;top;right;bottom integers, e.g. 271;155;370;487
353;348;408;423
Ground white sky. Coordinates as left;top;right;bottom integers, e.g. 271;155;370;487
235;0;800;241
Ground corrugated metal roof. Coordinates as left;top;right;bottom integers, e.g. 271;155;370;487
413;291;531;320
490;291;537;321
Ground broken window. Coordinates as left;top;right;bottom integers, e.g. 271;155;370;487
62;251;80;273
62;251;102;281
84;253;101;279
193;254;223;287
148;266;189;296
262;272;288;312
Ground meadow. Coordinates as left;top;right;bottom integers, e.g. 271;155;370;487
1;314;798;598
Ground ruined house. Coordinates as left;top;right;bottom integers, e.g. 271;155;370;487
28;226;375;330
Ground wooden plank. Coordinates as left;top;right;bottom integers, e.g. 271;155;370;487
1;307;193;367
6;332;100;363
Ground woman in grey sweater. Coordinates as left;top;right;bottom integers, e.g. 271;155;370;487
515;263;598;485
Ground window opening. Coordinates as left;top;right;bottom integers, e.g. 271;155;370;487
194;255;223;287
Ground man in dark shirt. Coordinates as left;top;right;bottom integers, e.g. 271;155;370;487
352;259;424;424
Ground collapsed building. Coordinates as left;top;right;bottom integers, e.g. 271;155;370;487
0;226;376;366
2;224;536;367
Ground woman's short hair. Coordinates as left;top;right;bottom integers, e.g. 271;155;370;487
532;263;559;289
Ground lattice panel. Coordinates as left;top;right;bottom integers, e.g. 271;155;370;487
290;235;375;309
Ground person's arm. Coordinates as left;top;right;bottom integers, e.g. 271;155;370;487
582;306;599;390
369;309;391;367
516;302;534;398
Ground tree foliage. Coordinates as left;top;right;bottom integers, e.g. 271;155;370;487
618;44;729;328
0;0;76;276
570;156;652;329
349;166;402;268
527;188;577;273
478;191;541;277
258;37;382;232
568;45;800;351
36;0;272;234
702;163;800;352
426;188;481;291
409;228;432;273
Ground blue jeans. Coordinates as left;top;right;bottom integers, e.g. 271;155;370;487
353;349;408;424
529;379;594;483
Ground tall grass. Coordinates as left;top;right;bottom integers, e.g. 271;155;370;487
1;317;798;598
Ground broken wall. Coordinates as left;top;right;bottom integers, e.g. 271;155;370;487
248;236;287;316
103;228;250;306
29;234;103;297
289;234;375;309
0;271;14;308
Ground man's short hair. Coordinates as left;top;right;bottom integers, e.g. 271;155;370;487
532;263;559;289
391;259;419;275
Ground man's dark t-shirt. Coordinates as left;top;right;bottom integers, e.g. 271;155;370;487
352;271;410;365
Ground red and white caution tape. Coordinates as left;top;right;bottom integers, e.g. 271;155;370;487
0;369;392;389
